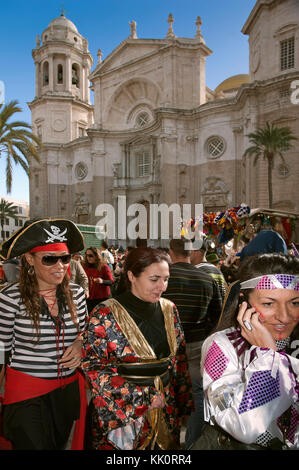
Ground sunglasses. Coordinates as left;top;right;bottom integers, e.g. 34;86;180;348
41;254;72;266
86;254;95;258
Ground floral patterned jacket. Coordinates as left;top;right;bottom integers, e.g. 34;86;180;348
81;297;193;450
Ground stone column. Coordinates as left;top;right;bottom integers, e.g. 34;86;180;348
65;55;71;93
85;63;90;103
34;61;40;98
48;54;54;91
79;65;84;100
82;62;90;102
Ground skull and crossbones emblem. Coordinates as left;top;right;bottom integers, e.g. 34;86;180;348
44;225;68;243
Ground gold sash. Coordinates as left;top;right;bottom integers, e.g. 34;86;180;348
103;297;181;450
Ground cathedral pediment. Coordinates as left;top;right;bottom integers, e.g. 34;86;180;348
90;39;166;79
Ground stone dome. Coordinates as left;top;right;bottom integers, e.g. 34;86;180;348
48;14;78;33
215;74;249;93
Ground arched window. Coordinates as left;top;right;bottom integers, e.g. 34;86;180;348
43;61;49;86
72;64;80;88
57;64;63;84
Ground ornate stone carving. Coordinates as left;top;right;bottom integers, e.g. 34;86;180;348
201;177;229;209
52;118;66;132
195;16;205;44
166;14;176;39
74;192;89;216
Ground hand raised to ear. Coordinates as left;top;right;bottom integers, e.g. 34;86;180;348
237;302;277;350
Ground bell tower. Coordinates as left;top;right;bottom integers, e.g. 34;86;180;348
28;14;94;219
29;13;93;144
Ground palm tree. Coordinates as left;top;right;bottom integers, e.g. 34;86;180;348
244;122;297;208
0;198;18;241
0;100;41;193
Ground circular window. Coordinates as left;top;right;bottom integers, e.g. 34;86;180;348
206;136;225;159
136;112;150;128
75;162;88;180
277;163;290;178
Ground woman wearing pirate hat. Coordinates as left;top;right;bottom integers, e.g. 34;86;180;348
0;219;87;450
191;253;299;450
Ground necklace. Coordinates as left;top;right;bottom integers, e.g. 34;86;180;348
39;288;58;316
39;287;65;380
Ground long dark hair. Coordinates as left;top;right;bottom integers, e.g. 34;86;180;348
116;247;171;294
82;246;103;271
19;254;78;339
216;253;299;335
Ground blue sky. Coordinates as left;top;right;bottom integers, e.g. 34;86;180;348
0;0;256;203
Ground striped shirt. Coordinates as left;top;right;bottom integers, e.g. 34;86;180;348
0;282;87;379
194;262;227;300
163;262;223;341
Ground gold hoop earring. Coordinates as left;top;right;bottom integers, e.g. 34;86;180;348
28;266;35;276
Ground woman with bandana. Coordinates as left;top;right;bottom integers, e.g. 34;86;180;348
191;253;298;450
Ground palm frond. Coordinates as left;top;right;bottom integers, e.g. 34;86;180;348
0;100;42;193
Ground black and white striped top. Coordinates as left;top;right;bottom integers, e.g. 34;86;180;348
0;282;87;379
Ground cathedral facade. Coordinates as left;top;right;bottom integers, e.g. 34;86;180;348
29;0;299;245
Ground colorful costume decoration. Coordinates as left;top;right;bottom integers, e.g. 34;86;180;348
81;295;193;450
201;328;298;448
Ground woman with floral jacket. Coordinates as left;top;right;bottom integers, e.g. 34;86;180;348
81;247;193;450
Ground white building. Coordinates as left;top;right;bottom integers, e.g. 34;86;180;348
28;0;299;245
0;197;29;242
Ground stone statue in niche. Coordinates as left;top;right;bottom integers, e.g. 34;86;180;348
178;164;187;175
179;187;187;198
112;163;120;179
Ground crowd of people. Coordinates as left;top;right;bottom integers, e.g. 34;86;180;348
0;218;298;451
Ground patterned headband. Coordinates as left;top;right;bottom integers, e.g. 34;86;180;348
240;274;299;291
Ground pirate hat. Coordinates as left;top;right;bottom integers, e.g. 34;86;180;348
1;218;85;260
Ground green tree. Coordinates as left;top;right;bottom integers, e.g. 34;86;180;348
0;198;18;241
0;100;41;193
244;122;297;208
